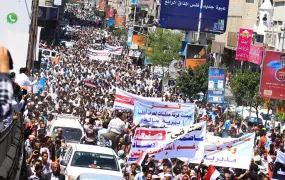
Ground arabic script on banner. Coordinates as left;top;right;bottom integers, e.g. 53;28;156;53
163;1;226;11
113;88;161;110
236;28;253;61
189;133;255;169
127;122;206;164
134;100;195;127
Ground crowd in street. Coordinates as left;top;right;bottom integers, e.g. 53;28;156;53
0;3;282;180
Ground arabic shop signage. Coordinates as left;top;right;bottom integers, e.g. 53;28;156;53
236;28;253;61
207;67;226;104
160;0;230;34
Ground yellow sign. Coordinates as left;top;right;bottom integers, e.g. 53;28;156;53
185;59;206;69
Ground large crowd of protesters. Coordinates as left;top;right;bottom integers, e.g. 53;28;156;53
0;3;283;180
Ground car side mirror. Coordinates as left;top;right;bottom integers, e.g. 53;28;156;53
60;160;67;166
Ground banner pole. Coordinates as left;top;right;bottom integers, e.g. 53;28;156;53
196;0;204;44
133;0;137;27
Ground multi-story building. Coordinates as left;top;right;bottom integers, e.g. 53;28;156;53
272;0;285;50
213;0;262;70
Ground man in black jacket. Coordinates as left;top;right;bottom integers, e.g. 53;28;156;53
43;162;65;180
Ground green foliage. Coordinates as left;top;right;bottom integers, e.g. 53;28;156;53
112;28;127;41
63;0;76;3
277;112;285;122
176;63;210;101
145;28;182;67
231;70;261;107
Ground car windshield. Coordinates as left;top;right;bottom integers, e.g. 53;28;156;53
53;127;82;143
261;113;271;120
71;151;119;171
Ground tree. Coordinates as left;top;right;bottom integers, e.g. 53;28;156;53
231;70;262;119
145;28;182;75
176;63;210;102
277;100;285;122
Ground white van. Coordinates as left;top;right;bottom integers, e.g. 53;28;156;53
49;114;84;145
39;48;58;59
60;144;123;180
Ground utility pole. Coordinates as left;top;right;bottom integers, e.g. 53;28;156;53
26;0;39;74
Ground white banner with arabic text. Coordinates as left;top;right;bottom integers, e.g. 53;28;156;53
113;88;161;110
127;122;206;164
189;133;255;169
134;100;195;127
86;49;109;61
104;43;123;55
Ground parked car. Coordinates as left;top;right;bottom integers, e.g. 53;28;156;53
60;144;123;180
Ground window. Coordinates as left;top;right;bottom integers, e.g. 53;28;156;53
71;151;119;171
274;2;285;7
246;0;254;3
53;127;83;143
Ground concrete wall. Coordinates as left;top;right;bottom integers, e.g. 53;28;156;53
215;0;259;48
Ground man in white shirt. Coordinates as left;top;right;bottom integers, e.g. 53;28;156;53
100;112;127;152
15;67;40;87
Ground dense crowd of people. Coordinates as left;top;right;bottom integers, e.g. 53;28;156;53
0;3;283;180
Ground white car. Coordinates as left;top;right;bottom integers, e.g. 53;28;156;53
49;114;84;144
77;173;124;180
60;144;123;180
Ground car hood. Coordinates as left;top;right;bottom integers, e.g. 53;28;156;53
66;166;123;178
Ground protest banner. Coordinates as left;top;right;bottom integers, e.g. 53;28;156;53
127;122;206;164
133;100;195;127
189;133;255;169
113;88;161;110
104;43;123;55
236;28;253;61
272;151;285;180
86;49;109;61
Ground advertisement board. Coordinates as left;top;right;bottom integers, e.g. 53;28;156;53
185;59;206;69
0;0;32;74
185;44;207;69
132;35;145;46
127;27;133;46
114;15;126;28
207;67;226;103
99;0;106;11
260;51;285;100
248;45;263;65
160;0;229;34
236;28;253;61
107;8;115;18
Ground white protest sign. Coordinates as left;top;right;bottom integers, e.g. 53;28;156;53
86;49;109;61
127;122;206;164
189;133;255;169
133;100;195;127
113;88;161;110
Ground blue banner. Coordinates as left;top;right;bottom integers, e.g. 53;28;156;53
134;100;195;127
160;0;229;33
207;67;226;103
127;27;133;46
38;78;46;94
144;58;151;65
181;41;190;57
108;18;115;26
